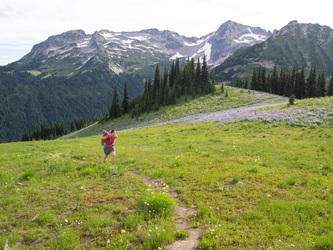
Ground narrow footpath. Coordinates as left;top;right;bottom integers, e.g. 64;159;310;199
126;171;202;249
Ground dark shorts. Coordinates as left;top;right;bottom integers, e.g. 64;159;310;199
104;147;115;155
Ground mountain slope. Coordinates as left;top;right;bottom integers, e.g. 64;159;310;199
8;21;272;76
215;20;333;81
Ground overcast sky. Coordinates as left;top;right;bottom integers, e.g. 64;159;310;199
1;0;332;66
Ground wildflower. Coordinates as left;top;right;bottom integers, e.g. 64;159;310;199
149;229;152;232
65;219;68;223
121;230;125;234
155;227;158;230
107;239;110;244
148;233;151;237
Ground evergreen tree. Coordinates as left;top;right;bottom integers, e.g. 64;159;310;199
201;55;210;94
250;68;258;90
109;85;121;119
270;63;279;94
284;75;293;97
236;78;244;88
70;121;75;132
211;69;216;94
21;131;30;141
318;70;326;97
244;79;249;89
195;58;201;93
306;66;317;98
143;77;151;111
279;67;286;96
152;64;161;105
221;83;224;93
163;62;168;89
291;65;296;91
294;66;306;99
257;67;263;91
261;67;267;92
122;79;130;114
328;75;333;96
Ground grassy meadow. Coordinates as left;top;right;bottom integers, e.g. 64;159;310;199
1;87;332;249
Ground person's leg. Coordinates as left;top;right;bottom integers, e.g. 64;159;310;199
111;151;116;163
104;154;108;162
104;147;111;162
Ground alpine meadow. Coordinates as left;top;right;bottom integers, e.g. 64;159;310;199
1;18;333;250
1;86;332;249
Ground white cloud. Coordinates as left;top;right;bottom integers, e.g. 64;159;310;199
1;0;333;65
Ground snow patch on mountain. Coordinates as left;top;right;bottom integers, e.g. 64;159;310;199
234;28;267;44
170;52;186;60
77;38;91;48
185;39;205;47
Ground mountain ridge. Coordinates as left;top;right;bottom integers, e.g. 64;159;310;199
214;20;333;81
8;20;273;77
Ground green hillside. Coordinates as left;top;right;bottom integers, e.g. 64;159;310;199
0;66;147;142
1;88;332;249
215;21;333;82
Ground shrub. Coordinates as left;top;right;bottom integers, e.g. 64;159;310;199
231;175;240;184
137;192;177;220
140;220;175;249
19;171;35;181
175;230;189;239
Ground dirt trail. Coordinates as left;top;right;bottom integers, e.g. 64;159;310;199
126;171;202;249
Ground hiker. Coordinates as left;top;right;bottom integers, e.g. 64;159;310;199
101;129;118;163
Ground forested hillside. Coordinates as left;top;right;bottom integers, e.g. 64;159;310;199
0;68;144;142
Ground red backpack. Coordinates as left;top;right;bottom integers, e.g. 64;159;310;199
104;131;114;148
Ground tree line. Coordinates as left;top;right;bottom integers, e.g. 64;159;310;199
20;117;100;141
107;56;216;120
236;64;333;98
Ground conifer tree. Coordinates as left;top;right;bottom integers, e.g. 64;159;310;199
236;78;244;88
211;69;216;94
291;65;296;91
21;130;30;141
307;66;317;98
143;77;151;111
270;63;279;94
163;62;168;89
195;58;201;93
318;70;326;97
251;68;257;90
284;75;293;97
294;66;306;99
279;67;286;96
257;67;263;91
201;55;210;94
122;79;130;114
261;67;267;92
221;83;224;93
109;85;121;119
244;79;249;89
152;64;161;105
328;75;333;96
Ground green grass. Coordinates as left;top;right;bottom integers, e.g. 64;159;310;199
0;89;332;249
